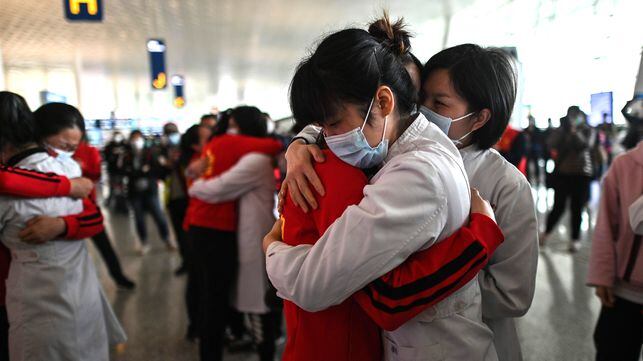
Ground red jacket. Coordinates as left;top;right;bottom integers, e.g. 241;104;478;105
187;134;281;231
0;166;104;305
73;141;102;202
281;151;381;361
281;151;505;358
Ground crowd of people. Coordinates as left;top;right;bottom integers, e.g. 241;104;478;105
0;11;640;361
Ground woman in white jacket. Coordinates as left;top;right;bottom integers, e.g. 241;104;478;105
263;16;498;361
0;94;125;361
417;44;538;361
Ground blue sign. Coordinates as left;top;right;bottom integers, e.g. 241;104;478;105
172;75;185;108
147;39;167;90
64;0;103;21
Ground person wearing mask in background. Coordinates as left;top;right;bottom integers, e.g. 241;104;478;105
124;130;174;255
185;106;283;361
161;122;192;275
264;17;500;360
415;43;538;361
189;108;281;361
0;92;126;360
103;131;129;213
587;99;643;361
200;114;217;130
33;103;136;290
176;124;212;341
541;106;594;252
0;92;100;360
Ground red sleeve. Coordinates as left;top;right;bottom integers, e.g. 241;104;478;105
354;213;504;331
62;197;105;239
234;136;283;157
0;165;71;197
75;143;102;182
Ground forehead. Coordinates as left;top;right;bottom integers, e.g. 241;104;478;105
423;68;454;95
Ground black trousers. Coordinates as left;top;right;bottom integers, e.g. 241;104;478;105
248;311;281;361
0;306;7;361
167;198;189;267
594;296;643;361
91;230;127;282
545;174;591;240
191;227;238;361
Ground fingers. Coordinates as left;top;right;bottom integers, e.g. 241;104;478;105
296;176;318;210
277;184;287;214
25;216;41;227
287;180;308;213
308;145;326;163
605;288;615;307
304;167;325;197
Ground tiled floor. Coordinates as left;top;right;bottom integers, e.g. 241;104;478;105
92;184;636;361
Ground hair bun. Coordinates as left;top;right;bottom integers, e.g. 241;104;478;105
368;12;412;56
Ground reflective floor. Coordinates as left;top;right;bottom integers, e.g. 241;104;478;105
94;184;611;361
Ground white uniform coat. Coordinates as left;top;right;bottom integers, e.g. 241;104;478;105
267;115;497;361
461;145;539;361
0;150;126;361
190;153;275;314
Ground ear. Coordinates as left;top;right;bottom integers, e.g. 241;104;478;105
471;108;491;132
375;85;395;117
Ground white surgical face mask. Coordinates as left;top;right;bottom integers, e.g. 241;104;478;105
629;196;643;235
169;133;181;145
133;138;145;150
325;98;388;169
419;105;474;148
227;128;240;135
47;144;75;159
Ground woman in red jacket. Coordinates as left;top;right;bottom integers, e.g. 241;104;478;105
186;106;284;361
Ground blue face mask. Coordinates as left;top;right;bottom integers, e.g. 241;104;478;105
169;133;181;145
325;98;389;169
419;105;474;148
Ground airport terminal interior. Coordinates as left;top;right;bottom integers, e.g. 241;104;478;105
1;0;643;360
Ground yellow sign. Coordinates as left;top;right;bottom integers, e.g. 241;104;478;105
152;72;167;89
174;96;185;108
69;0;99;15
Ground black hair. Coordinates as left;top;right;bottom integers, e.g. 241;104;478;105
129;130;143;140
0;91;36;149
33;103;84;141
200;113;216;122
231;106;268;138
179;124;201;167
212;108;233;137
421;44;517;149
289;12;416;128
163;122;178;135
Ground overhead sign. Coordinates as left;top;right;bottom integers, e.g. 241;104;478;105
147;39;167;90
64;0;103;21
172;75;185;108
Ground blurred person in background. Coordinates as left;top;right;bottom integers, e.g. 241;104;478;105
524;114;546;185
0;92;101;360
587;99;643;361
161;122;192;275
34;103;135;290
494;125;528;176
123;130;174;255
541;106;594;252
103;131;129;213
185;105;283;361
0;93;126;360
189;107;281;361
200;114;217;130
176;124;212;341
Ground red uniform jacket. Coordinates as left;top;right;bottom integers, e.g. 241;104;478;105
73;141;102;202
187;134;281;231
281;151;504;359
0;165;104;305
